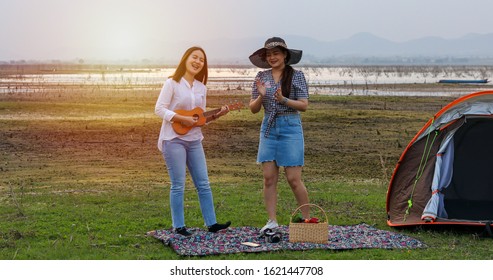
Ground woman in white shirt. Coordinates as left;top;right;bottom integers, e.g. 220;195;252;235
155;46;231;236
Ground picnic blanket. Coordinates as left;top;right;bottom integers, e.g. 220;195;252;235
147;223;426;256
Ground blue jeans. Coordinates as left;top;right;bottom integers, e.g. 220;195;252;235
162;139;217;228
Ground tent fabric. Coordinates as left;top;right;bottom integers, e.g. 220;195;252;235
387;91;493;227
416;100;493;143
421;130;455;221
443;118;493;220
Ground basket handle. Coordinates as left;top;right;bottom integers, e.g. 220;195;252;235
290;203;328;222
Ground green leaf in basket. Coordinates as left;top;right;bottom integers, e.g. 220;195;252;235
293;213;303;223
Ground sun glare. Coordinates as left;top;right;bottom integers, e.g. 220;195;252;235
95;17;149;60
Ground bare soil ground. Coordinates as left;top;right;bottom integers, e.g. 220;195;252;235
3;64;493;194
1;83;463;188
4;63;493;189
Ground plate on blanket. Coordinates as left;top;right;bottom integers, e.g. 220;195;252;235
147;223;426;256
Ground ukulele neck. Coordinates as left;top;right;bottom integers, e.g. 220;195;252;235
204;108;222;123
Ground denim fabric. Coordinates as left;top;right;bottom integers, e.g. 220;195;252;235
257;114;305;167
162;138;217;228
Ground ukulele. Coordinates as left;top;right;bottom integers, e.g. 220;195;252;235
172;102;243;135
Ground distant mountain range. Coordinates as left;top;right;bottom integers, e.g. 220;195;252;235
3;32;493;65
197;32;493;65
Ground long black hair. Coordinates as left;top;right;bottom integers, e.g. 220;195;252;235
171;46;208;85
280;50;294;98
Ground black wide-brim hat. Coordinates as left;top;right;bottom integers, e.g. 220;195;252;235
249;37;302;69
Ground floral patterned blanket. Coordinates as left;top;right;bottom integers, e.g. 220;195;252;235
147;223;426;256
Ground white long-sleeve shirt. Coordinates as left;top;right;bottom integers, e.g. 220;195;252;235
155;77;206;151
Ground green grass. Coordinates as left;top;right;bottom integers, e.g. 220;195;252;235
1;91;493;260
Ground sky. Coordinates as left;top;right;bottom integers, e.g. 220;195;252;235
1;0;493;61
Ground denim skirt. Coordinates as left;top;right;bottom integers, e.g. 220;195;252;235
257;113;304;167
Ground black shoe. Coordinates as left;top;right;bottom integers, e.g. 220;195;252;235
208;221;231;233
175;227;192;236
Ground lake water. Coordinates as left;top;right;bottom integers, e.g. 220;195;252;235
1;66;493;96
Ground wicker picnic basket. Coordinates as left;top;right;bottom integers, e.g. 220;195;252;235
289;203;329;244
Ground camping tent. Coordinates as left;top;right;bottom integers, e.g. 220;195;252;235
387;90;493;227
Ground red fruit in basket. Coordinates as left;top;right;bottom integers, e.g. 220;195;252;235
309;217;319;223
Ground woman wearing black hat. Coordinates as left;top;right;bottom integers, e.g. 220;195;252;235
249;37;310;233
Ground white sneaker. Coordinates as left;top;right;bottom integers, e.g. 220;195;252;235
260;220;279;233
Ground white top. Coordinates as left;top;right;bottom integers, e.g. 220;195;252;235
155;77;206;151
